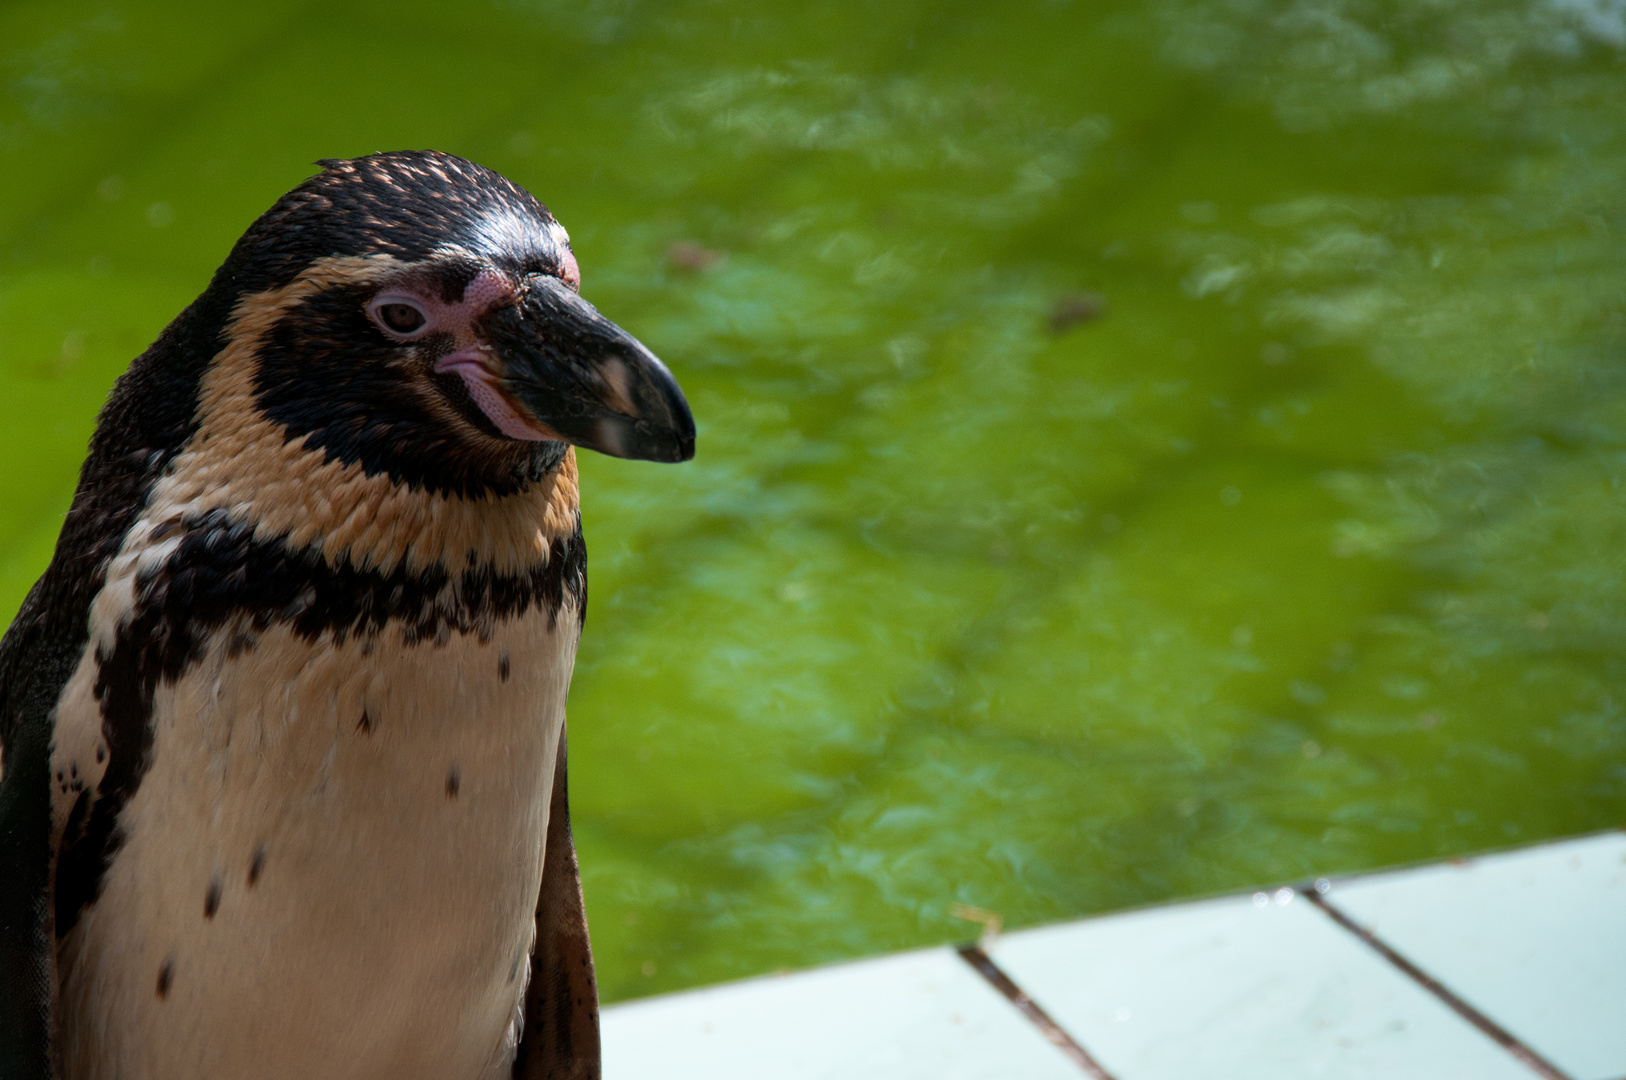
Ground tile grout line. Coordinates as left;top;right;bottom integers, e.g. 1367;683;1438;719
1303;889;1575;1080
955;944;1121;1080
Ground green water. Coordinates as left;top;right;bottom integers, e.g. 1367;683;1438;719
3;0;1624;1002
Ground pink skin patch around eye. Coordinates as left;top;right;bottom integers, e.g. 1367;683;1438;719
377;266;576;442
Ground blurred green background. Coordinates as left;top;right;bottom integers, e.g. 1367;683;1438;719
2;0;1624;1003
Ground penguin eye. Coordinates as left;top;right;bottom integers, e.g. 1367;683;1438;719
379;303;425;333
367;294;433;339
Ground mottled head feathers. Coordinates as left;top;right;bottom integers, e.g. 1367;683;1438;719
218;152;577;302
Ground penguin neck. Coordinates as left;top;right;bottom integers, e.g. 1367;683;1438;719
140;416;582;578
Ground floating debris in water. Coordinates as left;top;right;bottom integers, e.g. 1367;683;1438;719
667;240;725;272
1048;291;1105;332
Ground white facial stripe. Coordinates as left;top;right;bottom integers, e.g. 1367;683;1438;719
461;212;571;276
544;220;570;253
469;211;552;264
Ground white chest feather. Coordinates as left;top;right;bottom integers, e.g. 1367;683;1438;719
54;607;578;1080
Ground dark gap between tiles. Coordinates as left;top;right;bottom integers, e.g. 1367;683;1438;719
1304;889;1575;1080
955;943;1120;1080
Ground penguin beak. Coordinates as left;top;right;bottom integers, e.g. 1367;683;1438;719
479;273;696;463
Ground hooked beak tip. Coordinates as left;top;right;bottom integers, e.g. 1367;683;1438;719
483;274;697;464
592;414;695;463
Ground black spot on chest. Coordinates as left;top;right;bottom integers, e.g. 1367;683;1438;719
52;510;586;938
155;957;174;998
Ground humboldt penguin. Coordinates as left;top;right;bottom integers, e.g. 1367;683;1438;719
0;150;694;1079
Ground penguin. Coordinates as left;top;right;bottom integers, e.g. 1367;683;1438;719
0;150;695;1080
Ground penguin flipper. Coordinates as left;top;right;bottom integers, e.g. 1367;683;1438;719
0;582;68;1079
513;721;601;1080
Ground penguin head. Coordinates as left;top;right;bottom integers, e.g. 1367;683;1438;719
205;150;694;497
